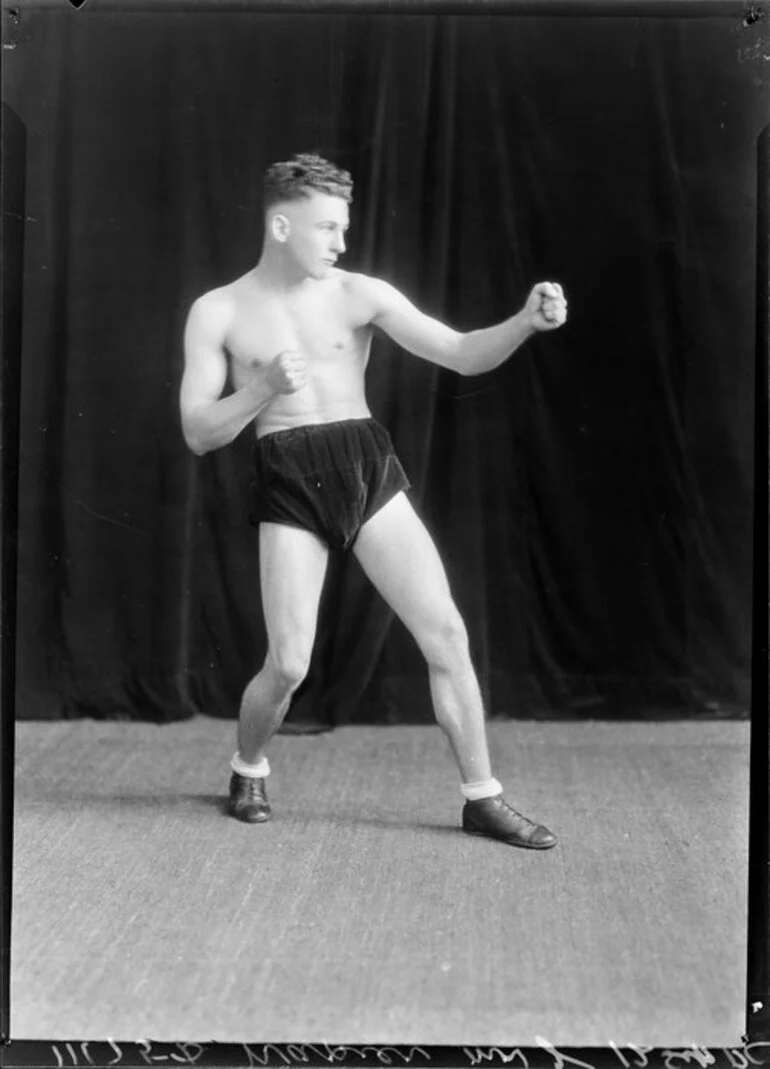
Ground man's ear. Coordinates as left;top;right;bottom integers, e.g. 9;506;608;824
270;213;290;243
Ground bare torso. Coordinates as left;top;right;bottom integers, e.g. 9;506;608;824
223;268;375;437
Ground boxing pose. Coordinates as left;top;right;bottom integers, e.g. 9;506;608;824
180;154;568;849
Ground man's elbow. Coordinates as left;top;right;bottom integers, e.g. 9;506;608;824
456;357;503;378
453;349;481;378
183;432;207;457
452;335;506;377
442;332;469;375
181;414;209;456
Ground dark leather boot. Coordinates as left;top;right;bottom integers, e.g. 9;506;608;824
228;772;271;824
462;795;557;849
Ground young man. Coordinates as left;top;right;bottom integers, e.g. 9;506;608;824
180;153;568;849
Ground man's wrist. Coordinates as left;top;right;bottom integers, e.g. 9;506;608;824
515;308;537;341
246;366;272;404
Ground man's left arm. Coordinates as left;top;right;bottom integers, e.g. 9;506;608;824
361;276;568;376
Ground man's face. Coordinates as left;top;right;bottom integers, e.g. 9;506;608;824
278;192;350;280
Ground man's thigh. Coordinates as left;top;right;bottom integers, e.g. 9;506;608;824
351;492;455;633
259;522;330;647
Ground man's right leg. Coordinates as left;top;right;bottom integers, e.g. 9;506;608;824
229;521;329;823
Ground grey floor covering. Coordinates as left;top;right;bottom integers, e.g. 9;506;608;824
11;717;749;1047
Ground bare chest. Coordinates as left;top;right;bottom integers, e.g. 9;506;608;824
226;287;369;380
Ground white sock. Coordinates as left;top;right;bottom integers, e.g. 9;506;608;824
461;777;503;802
230;752;271;779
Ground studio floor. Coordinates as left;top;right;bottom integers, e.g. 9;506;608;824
11;717;749;1047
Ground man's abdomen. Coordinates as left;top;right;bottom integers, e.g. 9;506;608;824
255;362;370;438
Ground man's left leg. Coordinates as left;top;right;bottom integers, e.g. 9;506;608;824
352;491;556;849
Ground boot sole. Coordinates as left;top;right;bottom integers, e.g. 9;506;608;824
228;807;272;824
463;826;557;850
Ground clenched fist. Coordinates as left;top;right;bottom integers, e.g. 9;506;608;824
524;282;568;333
265;350;307;394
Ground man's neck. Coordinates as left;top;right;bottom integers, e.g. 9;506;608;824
251;247;314;294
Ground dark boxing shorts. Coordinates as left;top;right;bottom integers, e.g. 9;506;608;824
248;418;411;551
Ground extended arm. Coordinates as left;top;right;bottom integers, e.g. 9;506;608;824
364;277;567;376
179;294;305;456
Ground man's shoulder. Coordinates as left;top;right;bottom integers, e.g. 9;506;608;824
338;269;397;308
188;284;238;329
338;268;384;289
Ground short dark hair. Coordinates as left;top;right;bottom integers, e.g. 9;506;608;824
263;153;353;208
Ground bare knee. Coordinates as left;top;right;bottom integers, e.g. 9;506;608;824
419;606;470;673
264;641;312;693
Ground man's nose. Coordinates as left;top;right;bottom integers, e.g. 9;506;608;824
331;232;346;253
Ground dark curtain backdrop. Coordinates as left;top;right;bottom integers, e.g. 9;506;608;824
4;7;764;725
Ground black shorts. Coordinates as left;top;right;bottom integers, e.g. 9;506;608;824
248;418;411;551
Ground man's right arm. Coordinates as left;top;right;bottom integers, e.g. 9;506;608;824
180;293;293;456
355;275;567;377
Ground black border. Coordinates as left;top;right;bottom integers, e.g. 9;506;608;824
2;0;769;15
1;1039;770;1068
747;124;770;1043
1;100;26;1052
1;2;768;1066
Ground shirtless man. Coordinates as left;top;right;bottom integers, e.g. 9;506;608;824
180;154;567;849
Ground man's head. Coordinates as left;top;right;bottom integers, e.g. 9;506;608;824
263;153;353;280
263;153;353;208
